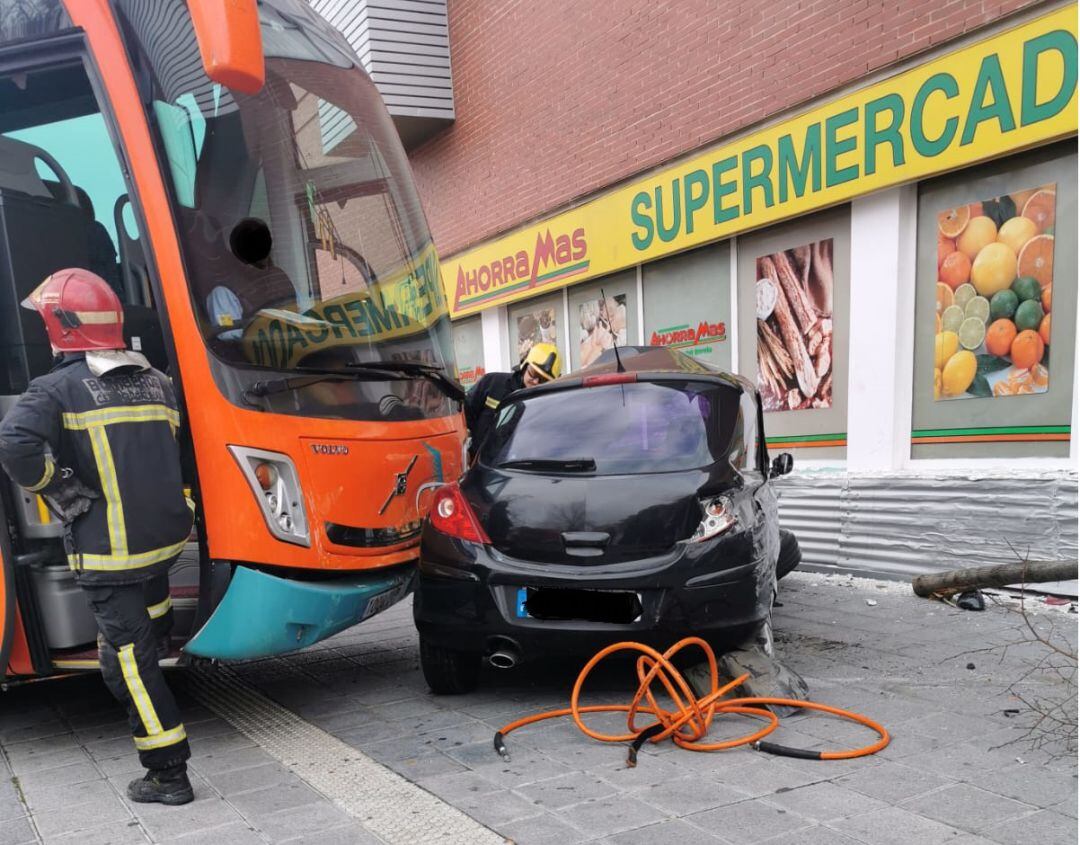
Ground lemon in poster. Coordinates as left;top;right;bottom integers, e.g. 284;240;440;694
970;242;1017;297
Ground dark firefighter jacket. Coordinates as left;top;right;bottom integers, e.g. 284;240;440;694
463;369;524;454
0;355;193;584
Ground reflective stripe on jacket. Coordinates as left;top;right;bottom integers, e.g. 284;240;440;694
0;355;193;583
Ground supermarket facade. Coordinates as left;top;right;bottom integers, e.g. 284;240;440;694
359;1;1079;579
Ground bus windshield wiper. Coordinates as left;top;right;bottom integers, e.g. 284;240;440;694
497;457;597;472
343;361;465;402
245;367;379;400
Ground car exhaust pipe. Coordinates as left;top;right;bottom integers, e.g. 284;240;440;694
487;637;521;669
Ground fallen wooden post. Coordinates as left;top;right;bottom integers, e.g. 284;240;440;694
912;560;1079;598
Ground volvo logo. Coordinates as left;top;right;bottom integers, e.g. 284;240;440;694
310;443;349;455
379;454;419;515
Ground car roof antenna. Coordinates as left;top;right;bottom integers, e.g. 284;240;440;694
599;288;625;373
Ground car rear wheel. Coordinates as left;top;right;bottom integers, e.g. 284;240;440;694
420;637;481;695
777;529;802;580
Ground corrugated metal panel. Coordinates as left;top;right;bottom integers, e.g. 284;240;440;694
776;470;1078;593
309;0;454;146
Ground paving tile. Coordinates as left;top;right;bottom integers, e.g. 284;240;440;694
966;763;1078;809
558;794;667;839
385;751;467;781
983;809;1076;845
14;761;101;792
159;820;264;844
249;802;355;843
828;805;964;845
415;769;502;802
706;757;824;798
7;745;91;776
202;762;304;797
21;777;119;812
609;818;731;844
132;796;245;841
449;789;542;827
32;795;132;839
43;819;148;844
496;812;589;845
764;780;889;823
471;749;576;790
516;772;616;811
630;775;749;815
278;823;383;845
0;814;37;845
187;745;277;776
756;825;864;844
833;760;956;803
902;783;1038;834
226;781;324;817
686;798;807;844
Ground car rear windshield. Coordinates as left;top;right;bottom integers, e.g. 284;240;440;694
480;379;747;475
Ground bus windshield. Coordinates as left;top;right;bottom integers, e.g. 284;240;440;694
115;0;455;420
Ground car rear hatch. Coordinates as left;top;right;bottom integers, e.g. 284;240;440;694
467;376;745;565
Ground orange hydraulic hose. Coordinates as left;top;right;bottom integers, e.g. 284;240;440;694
493;637;889;765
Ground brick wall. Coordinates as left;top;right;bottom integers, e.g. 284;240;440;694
408;0;1046;258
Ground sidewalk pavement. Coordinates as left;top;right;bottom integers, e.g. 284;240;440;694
1;571;1075;844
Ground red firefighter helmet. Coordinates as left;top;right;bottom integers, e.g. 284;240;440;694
22;269;125;352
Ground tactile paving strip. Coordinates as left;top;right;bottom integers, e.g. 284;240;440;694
184;664;507;845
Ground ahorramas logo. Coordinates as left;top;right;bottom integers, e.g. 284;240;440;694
455;228;588;308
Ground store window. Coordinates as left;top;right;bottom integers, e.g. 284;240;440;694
642;242;730;370
736;206;851;457
912;142;1076;459
567;269;637;371
451;315;485;389
507;290;563;368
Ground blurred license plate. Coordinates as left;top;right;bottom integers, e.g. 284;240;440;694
362;584;405;620
516;587;642;623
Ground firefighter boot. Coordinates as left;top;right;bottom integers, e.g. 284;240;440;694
127;766;194;805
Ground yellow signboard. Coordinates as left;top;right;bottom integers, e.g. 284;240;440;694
243;245;447;369
442;7;1077;318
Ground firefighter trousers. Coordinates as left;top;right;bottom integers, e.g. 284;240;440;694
84;580;190;772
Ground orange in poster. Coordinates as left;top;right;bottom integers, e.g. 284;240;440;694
1022;189;1056;232
1041;284;1051;313
939;252;971;290
970;242;1017;297
1039;313;1051;347
1017;234;1054;288
936;282;953;315
1010;329;1044;370
996;216;1038;255
956;216;998;260
1009;188;1039;210
985;318;1017;357
937;234;955;268
937;206;970;238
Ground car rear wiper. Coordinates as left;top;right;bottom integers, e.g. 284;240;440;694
497;457;597;472
344;360;465;402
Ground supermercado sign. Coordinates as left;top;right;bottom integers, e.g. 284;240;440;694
442;7;1077;318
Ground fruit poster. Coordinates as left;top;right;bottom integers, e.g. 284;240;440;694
755;239;834;412
935;185;1055;400
578;294;628;368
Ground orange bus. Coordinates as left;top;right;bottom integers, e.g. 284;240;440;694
0;0;464;680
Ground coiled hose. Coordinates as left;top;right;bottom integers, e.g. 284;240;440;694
494;637;889;765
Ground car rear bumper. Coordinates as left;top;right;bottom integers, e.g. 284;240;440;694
413;527;774;658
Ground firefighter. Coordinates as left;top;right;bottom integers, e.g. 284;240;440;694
0;269;195;805
464;342;561;454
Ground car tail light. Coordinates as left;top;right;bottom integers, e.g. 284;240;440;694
229;446;310;546
582;373;638;387
429;483;490;544
688;496;737;543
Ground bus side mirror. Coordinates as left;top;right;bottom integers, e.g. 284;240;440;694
188;0;266;95
770;453;793;478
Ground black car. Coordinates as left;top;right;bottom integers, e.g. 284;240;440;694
414;347;797;693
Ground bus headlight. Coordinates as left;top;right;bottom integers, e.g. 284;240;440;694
229;446;310;546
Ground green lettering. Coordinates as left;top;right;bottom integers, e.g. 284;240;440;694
711;156;739;224
741;144;774;214
911;72;959;157
825;107;859;187
323;304;356;338
961;55;1016;145
630;191;654;250
683;169;710;235
655;179;682;243
1021;30;1079;126
364;299;395;334
863;93;906;175
777;125;821;202
285;323;307;360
